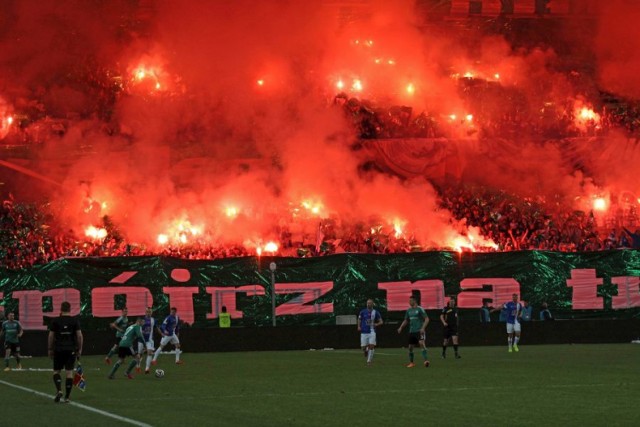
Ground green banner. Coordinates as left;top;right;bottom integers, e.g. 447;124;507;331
1;251;640;329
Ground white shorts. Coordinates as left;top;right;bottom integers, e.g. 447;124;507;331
507;322;521;333
138;340;155;352
360;332;377;347
160;334;180;347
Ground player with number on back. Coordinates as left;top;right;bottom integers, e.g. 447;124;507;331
152;307;183;365
357;299;383;366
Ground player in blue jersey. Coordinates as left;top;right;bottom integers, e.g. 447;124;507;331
357;299;383;366
152;307;183;365
495;293;523;352
137;307;162;374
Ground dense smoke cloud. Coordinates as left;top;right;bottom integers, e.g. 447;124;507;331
595;0;640;98
0;0;638;251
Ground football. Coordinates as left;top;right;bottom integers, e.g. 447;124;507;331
155;369;165;378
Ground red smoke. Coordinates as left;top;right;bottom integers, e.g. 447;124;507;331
0;1;639;252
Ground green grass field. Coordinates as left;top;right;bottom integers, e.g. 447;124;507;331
0;344;638;427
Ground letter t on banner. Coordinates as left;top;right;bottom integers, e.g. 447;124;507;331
162;287;199;325
566;269;604;309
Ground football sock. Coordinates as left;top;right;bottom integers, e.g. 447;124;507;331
53;373;62;392
4;358;8;367
126;360;137;374
409;351;414;363
15;355;21;366
109;362;121;377
453;345;459;355
146;355;152;370
367;349;374;363
514;337;520;345
153;347;162;361
421;349;428;360
107;348;115;358
175;349;181;362
508;337;513;347
65;378;73;399
442;345;447;355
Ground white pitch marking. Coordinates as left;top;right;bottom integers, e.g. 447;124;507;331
97;382;638;402
0;379;152;427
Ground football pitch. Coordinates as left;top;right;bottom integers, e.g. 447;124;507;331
0;344;638;427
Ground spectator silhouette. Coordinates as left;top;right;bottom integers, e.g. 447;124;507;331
539;302;554;321
521;301;533;321
479;300;492;323
623;228;640;249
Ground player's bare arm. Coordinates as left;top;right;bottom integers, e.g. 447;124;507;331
397;319;408;334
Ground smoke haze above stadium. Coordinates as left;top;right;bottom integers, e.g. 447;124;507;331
1;0;640;250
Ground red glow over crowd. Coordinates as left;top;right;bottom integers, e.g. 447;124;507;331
2;2;640;270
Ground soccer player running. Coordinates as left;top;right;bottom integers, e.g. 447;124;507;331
152;307;183;365
108;318;145;379
397;296;430;368
495;293;523;352
138;307;162;374
440;298;461;359
1;312;23;371
357;299;383;366
105;307;128;365
48;301;83;403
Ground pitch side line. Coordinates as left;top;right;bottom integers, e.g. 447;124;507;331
328;350;396;356
0;379;152;427
97;382;638;402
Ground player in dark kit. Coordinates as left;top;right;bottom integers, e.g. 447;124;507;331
440;298;461;359
48;301;83;403
1;312;23;371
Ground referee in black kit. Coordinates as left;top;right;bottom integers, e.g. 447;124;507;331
48;301;83;403
440;297;461;359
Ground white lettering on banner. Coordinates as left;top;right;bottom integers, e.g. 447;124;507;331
109;271;138;284
206;285;266;319
378;280;445;310
611;276;640;309
92;286;154;318
457;278;520;308
275;282;334;315
162;287;199;325
4;268;640;329
566;269;604;309
12;289;81;330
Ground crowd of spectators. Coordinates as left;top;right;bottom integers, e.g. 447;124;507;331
436;184;631;252
3;184;640;270
337;80;640;141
